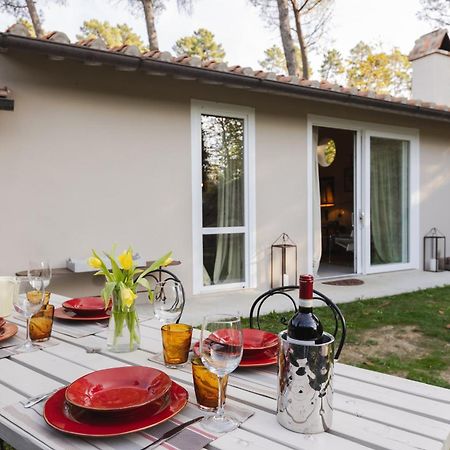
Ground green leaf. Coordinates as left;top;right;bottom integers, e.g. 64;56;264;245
101;281;116;308
137;251;172;282
92;249;113;282
136;277;151;291
105;251;124;282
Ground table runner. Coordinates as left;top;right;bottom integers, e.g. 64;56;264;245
0;399;253;450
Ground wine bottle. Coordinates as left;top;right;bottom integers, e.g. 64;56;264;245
287;274;323;343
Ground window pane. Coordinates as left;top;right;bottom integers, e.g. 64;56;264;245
201;114;245;228
203;233;245;286
370;137;409;265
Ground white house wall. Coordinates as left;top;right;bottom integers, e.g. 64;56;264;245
0;52;449;299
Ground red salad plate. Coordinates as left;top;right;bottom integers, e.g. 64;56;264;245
62;297;109;315
65;367;172;412
54;307;110;321
44;382;188;437
193;342;278;367
242;328;278;351
0;322;18;343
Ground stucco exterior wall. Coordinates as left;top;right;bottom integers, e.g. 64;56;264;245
1;50;449;300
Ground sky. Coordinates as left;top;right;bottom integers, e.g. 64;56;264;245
0;0;434;78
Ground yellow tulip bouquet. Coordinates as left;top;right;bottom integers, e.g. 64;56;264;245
88;247;172;352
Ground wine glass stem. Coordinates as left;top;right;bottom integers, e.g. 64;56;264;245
216;375;225;419
26;317;30;343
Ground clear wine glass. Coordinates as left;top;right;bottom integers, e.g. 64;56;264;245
153;280;184;325
200;313;243;433
28;260;52;289
13;276;46;353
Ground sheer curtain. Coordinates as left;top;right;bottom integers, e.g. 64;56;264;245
312;127;322;274
370;137;408;264
213;146;244;284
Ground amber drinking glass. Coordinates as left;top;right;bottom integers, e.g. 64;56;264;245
192;357;228;411
29;304;54;342
161;323;192;368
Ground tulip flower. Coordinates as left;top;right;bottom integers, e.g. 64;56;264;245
163;257;173;267
88;256;102;269
121;287;137;308
118;250;133;270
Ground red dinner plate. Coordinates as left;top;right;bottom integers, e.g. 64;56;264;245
193;342;278;367
54;307;110;321
44;382;188;437
62;297;108;315
0;322;18;343
65;366;172;412
242;328;278;351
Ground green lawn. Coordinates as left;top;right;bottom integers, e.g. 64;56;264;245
241;285;450;388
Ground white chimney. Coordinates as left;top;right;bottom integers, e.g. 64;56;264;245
409;29;450;106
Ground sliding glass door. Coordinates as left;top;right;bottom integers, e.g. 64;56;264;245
363;132;417;273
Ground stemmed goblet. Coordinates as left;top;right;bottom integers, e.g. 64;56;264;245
200;313;243;433
28;260;52;289
13;276;46;353
153;280;184;325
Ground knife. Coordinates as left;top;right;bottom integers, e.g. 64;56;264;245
142;415;204;450
23;389;59;408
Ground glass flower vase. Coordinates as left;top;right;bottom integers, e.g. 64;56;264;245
107;290;140;352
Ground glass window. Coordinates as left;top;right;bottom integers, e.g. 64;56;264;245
200;114;247;286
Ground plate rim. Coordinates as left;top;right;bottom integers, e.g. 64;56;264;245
65;366;172;412
0;322;18;342
44;381;188;437
54;307;110;321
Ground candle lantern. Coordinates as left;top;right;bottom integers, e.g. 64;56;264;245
423;228;446;272
271;233;297;288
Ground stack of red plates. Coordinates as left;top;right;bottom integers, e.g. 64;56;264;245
0;316;18;343
194;328;279;367
54;297;111;321
43;366;188;436
240;329;278;367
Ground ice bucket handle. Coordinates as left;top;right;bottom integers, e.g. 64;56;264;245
313;290;346;359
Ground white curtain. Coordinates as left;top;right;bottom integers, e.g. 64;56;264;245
312;127;322;274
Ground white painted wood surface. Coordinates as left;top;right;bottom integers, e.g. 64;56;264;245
0;298;449;450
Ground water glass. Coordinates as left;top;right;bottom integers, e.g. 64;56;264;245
161;323;192;368
29;304;54;342
192;356;228;411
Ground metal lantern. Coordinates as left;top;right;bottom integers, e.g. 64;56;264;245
423;228;446;272
271;233;297;288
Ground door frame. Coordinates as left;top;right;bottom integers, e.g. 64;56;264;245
306;114;420;276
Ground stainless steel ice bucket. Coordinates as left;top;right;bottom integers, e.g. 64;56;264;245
276;292;346;434
277;332;335;433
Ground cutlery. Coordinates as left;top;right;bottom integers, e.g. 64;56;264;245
23;389;59;408
141;415;204;449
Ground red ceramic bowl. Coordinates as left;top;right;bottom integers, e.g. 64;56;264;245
62;297;108;315
65;366;172;412
242;328;278;351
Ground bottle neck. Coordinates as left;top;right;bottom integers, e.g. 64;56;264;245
298;298;314;311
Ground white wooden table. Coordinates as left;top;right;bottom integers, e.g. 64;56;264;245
0;295;449;450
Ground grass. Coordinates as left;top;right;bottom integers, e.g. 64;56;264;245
241;285;450;388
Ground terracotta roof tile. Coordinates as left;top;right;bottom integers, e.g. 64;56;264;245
42;31;70;44
2;23;450;116
409;28;450;61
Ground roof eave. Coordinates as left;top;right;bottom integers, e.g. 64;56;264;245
1;32;449;123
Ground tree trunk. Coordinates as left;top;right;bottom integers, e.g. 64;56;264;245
291;0;310;79
276;0;299;77
25;0;43;38
141;0;158;50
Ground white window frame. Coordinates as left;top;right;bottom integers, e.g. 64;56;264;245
191;100;256;294
306;114;420;276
